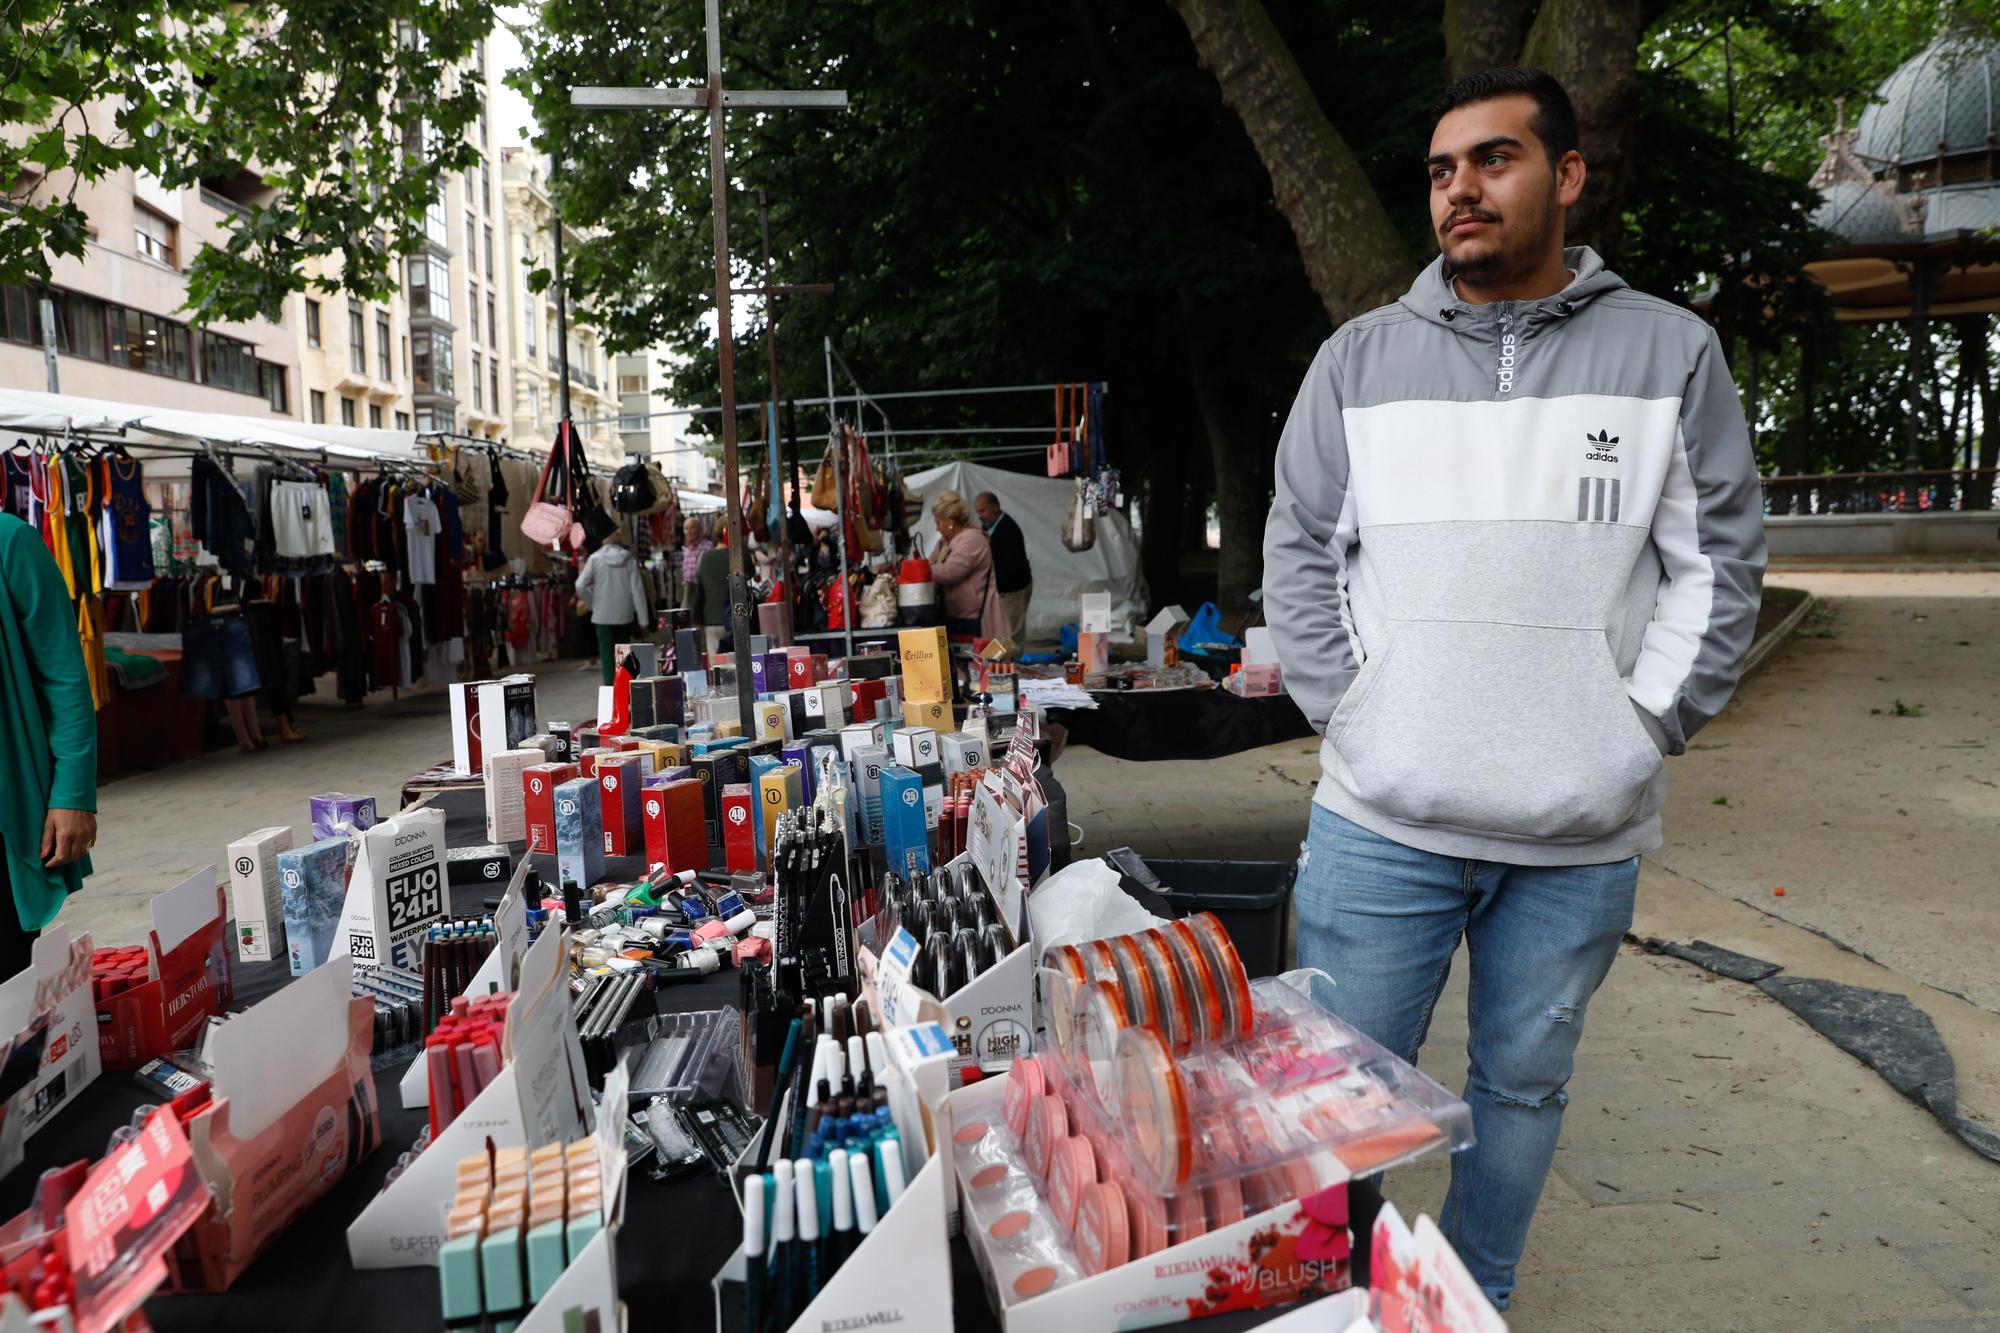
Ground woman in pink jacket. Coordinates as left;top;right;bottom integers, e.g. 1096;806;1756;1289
930;490;1008;640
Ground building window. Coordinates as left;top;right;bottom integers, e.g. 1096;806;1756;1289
369;403;383;428
376;314;391;379
490;362;499;415
424;195;448;247
471;352;483;409
524;303;536;358
261;363;287;414
527;383;539;427
310;389;326;423
482;163;491;209
402;335;410;376
305;299;322;348
135;204;177;267
546;312;557;367
483;225;493;279
340;396;357;427
618;373;646;394
466;210;476;250
409;255;451;320
486;295;496;348
395;410;411;429
468;278;480;339
348;298;365;373
413;328;454;394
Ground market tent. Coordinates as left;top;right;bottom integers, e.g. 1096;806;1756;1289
904;460;1146;640
0;387;377;459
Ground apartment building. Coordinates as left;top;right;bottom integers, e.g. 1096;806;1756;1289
499;147;620;468
616;347;716;496
0;27;625;465
290;33;515;442
0;160;297;419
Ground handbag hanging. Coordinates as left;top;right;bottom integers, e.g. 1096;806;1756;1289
520;422;574;547
812;432;841;510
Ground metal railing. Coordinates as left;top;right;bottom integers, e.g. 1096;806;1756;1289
1762;468;1998;515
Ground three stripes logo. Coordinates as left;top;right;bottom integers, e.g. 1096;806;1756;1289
1584;428;1620;463
1579;476;1622;523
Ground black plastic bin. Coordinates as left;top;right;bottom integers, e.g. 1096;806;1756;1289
1102;849;1295;978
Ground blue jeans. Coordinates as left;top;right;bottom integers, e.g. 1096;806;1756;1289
1295;806;1637;1309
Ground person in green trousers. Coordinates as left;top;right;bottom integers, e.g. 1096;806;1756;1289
573;528;651;687
0;513;97;977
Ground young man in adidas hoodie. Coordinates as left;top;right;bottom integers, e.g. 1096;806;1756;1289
1264;68;1765;1307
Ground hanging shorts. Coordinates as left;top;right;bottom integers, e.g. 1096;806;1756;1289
182;614;262;700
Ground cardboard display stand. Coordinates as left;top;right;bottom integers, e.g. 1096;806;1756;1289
945;1075;1353;1332
96;868;232;1073
398;860;533;1110
351;923;591;1269
0;927;99;1178
334;807;449;971
167;957;379;1291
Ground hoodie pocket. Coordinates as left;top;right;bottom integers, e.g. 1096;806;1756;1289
1334;620;1661;840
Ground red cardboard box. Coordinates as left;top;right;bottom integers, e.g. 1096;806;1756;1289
167;961;378;1291
786;651;813;690
598;754;645;856
523;762;580;854
850;678;887;725
96;872;233;1072
811;653;830;683
642;780;710;873
721;783;757;874
578;747;618;778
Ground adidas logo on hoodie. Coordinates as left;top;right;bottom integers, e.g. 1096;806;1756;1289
1584;429;1619;463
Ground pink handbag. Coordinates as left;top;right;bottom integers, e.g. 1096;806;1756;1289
520;424;573;547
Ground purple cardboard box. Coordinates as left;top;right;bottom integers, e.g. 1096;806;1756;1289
309;793;377;841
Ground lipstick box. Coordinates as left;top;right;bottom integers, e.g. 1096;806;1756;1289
553;777;606;891
597;754;645;857
641;779;708;873
522;762;580;854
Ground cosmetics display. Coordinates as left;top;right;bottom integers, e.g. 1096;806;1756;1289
439;1139;603;1330
625;1006;743;1105
427;992;513;1139
422;915;501;1030
95;869;233;1072
937;929;1472;1329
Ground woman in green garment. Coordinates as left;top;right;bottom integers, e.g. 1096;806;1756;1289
0;511;97;975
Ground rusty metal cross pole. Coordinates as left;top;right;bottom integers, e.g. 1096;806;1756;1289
573;0;847;728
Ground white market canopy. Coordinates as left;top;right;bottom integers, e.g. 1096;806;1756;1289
905;459;1146;641
0;387;397;461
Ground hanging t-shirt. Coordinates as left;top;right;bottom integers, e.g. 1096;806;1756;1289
0;448;31;520
403;492;440;585
100;454;156;588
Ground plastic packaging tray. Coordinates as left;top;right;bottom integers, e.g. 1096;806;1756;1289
624;1005;743;1106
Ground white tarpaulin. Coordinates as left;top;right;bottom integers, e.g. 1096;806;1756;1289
904;460;1145;641
0;388;379;458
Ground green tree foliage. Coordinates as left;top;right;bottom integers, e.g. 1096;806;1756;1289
0;0;495;325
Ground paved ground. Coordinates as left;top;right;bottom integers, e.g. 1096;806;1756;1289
67;571;2000;1328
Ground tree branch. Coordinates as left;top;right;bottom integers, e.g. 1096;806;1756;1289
1163;0;1410;325
1443;0;1537;85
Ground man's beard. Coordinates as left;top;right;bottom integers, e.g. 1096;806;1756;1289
1446;186;1557;285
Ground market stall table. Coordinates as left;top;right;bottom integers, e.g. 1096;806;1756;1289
1046;686;1312;762
12;789;1380;1331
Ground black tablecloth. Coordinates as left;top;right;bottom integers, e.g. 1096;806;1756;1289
1049;688;1313;762
11;785;1373;1330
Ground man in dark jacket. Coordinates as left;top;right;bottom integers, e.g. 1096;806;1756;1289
974;492;1031;642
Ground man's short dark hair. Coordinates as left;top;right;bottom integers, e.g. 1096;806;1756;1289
1432;67;1579;167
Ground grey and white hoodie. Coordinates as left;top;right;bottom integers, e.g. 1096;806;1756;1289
1263;246;1766;865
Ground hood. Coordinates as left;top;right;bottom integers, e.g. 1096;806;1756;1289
1399;245;1628;333
592;542;637;568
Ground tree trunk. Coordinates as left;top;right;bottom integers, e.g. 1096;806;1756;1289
1521;0;1645;262
1164;0;1411;325
1177;284;1267;619
1971;315;1997;508
1783;328;1818;476
1443;0;1537;84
